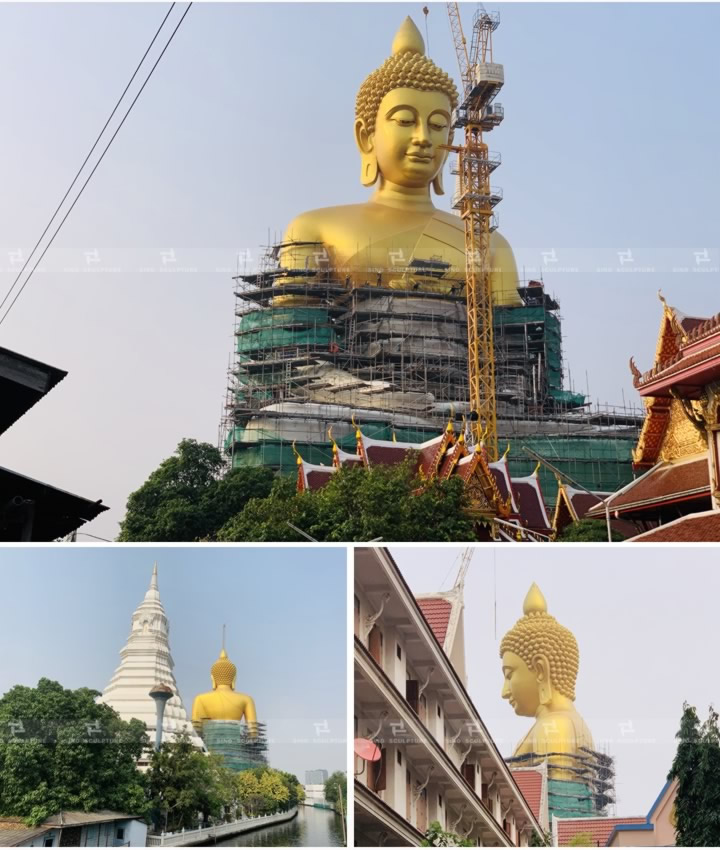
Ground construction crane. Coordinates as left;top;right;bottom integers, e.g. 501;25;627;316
445;3;505;460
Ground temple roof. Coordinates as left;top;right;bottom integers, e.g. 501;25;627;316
510;769;543;823
297;459;336;491
416;597;452;644
555;816;646;847
587;454;710;516
511;473;551;531
631;509;720;541
634;311;720;398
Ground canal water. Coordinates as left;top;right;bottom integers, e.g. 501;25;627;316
213;806;345;847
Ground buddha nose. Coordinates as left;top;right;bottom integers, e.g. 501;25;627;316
413;123;432;147
501;679;511;699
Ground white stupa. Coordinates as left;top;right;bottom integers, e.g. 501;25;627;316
99;563;204;750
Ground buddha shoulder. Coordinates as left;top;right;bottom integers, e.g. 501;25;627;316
283;203;385;243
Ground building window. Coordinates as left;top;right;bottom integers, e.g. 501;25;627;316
397;750;402;765
396;643;402;660
116;828;125;841
44;840;53;848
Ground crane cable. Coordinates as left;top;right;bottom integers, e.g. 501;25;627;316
0;2;193;328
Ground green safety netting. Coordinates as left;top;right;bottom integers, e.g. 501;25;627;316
236;307;341;354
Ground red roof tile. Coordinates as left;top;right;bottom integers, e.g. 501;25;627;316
416;597;452;645
511;770;542;821
602;457;710;512
637;337;720;394
631;510;720;542
556;817;646;847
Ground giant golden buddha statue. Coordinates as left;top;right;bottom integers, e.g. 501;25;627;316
277;17;522;306
500;584;593;780
191;647;257;733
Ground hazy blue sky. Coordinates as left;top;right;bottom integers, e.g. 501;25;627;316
393;545;720;818
0;546;347;779
0;3;717;538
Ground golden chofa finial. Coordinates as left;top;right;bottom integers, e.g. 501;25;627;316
523;582;548;616
392;16;425;56
292;440;303;466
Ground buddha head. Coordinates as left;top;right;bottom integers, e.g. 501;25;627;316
210;648;237;690
500;584;579;716
355;17;459;193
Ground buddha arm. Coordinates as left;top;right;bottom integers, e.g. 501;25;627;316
244;695;257;725
278;216;331;273
191;695;205;732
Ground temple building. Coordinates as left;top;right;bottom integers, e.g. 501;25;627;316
553;779;678;847
98;565;203;756
296;422;557;541
191;644;269;772
587;296;720;540
0;346;107;540
222;15;641;502
354;547;545;846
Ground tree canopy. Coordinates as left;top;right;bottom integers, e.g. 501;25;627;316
218;458;476;542
118;439;274;541
557;519;626;542
668;703;720;846
323;771;347;811
0;679;148;826
119;440;477;542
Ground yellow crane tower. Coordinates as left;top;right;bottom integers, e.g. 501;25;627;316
444;3;505;460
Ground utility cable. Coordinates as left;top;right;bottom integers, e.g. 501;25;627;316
0;3;176;315
0;1;192;328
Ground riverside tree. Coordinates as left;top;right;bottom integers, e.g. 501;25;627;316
0;679;148;826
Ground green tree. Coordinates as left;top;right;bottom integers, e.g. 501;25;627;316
421;820;473;847
558;519;626;542
0;679;148;826
118;440;274;541
146;734;231;832
219;458;475;542
668;703;720;846
324;771;347;810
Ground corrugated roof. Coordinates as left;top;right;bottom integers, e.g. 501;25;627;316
0;828;50;847
44;811;140;827
511;770;542;821
416;597;452;645
556;816;646;847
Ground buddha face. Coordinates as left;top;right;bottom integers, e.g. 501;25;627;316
501;651;545;717
356;87;452;189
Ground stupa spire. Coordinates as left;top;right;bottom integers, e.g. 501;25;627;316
98;563;204;756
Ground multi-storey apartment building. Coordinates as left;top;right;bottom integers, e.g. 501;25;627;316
354;547;544;846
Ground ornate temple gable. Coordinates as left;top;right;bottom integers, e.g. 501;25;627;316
417;429;454;479
356;431;417;468
511;471;552;532
297;459;336;492
488;452;519;514
631;300;712;469
332;443;363;469
454;448;508;519
438;438;468;478
552;483;575;535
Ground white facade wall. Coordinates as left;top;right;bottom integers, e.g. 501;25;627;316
355;554;542;847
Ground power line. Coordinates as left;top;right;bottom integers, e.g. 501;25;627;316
0;2;192;328
0;3;177;315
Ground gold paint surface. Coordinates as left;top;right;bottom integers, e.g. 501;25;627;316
192;648;257;732
500;585;594;780
277;19;521;307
